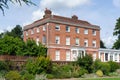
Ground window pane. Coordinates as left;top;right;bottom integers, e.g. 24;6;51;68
66;37;70;45
84;29;88;34
66;51;70;61
66;26;70;32
55;25;60;30
56;51;60;60
55;36;60;44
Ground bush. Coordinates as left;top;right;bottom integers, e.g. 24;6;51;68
21;72;35;80
25;56;52;74
92;59;101;72
108;61;119;72
96;70;103;77
77;54;93;73
5;71;21;80
99;62;110;75
0;61;9;71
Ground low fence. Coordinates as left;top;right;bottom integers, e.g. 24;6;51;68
0;55;35;70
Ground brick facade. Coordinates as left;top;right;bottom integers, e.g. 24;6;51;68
23;9;100;61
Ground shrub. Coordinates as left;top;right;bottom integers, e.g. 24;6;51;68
5;71;21;80
77;54;93;73
25;56;52;74
0;61;9;71
99;62;110;75
96;70;103;77
21;71;35;80
92;59;101;72
108;61;119;72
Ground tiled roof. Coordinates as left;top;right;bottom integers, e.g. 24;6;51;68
24;15;100;30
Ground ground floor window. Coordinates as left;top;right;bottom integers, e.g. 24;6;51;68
93;53;96;61
105;53;108;61
115;53;117;61
110;53;113;61
66;51;70;61
55;50;60;60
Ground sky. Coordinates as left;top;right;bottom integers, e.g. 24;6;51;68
0;0;120;48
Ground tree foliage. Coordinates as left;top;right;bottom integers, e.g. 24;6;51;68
100;40;106;48
113;18;120;49
0;36;47;56
0;25;23;39
0;0;35;15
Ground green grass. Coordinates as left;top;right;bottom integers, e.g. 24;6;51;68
80;77;120;80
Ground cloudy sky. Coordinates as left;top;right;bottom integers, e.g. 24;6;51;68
0;0;120;48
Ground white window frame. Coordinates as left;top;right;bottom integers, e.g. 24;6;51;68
36;27;40;33
66;26;70;32
55;25;60;31
84;29;88;34
84;39;88;47
66;51;70;61
42;35;46;44
75;27;79;33
36;38;39;45
75;38;79;46
115;53;117;61
92;30;96;36
66;37;70;45
93;53;96;61
31;29;34;34
25;31;28;36
55;50;60;60
92;40;96;48
55;36;60;44
43;26;46;31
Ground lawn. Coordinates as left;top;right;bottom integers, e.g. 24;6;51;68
80;77;120;80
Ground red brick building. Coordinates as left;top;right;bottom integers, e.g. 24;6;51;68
23;9;100;61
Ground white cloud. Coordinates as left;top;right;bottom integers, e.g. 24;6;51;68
113;0;120;8
40;0;91;9
102;36;117;48
31;0;92;20
0;29;4;33
32;9;44;21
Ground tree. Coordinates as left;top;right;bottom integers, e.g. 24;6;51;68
0;0;35;15
0;25;23;39
113;17;120;49
0;35;24;55
7;25;23;39
100;40;106;48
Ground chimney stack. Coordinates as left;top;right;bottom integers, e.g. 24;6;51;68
43;8;52;18
72;15;78;20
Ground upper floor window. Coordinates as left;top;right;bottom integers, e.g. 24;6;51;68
92;40;96;47
31;29;34;34
55;50;60;60
43;26;46;31
66;37;70;45
84;29;88;34
75;38;79;45
55;25;60;31
25;31;28;36
75;27;79;33
42;35;46;44
92;30;96;36
36;27;40;33
84;39;88;47
66;26;70;32
55;36;60;44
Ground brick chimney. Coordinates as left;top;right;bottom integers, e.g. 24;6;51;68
43;8;52;18
72;15;78;20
